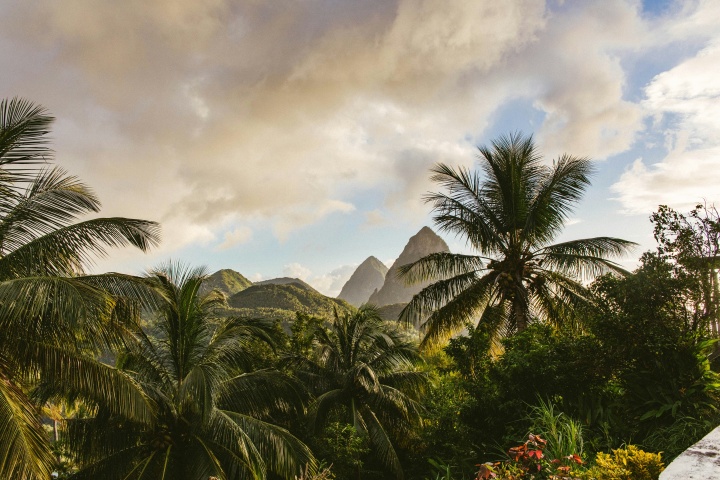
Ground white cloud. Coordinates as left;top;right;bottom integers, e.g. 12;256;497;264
613;38;720;213
280;263;357;297
217;226;253;251
306;264;358;297
2;0;716;272
282;263;312;281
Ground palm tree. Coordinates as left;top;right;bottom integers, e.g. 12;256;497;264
399;133;635;347
0;98;161;479
287;305;426;479
65;263;315;479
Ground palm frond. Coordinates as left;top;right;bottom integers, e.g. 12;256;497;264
0;167;100;255
0;98;54;170
217;370;307;419
397;252;483;284
524;154;593;244
426;163;507;253
0;369;53;480
399;271;483;326
538;237;636;279
358;405;404;479
29;343;155;425
221;410;315;479
0;217;160;277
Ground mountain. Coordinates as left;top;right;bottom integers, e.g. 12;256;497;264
227;283;353;321
337;256;389;307
254;277;315;290
367;226;449;307
201;269;252;297
376;303;407;322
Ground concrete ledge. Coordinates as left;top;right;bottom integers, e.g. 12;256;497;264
660;426;720;479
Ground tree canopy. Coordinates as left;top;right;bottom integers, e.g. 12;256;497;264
0;98;160;480
400;133;635;347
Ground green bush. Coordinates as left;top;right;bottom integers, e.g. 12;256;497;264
582;446;664;480
527;398;585;461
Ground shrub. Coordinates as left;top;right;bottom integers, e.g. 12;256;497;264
582;446;664;480
527;398;585;461
475;434;584;480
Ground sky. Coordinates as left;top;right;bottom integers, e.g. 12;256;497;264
1;0;719;296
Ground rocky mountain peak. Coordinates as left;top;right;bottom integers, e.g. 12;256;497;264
337;256;389;307
367;227;449;307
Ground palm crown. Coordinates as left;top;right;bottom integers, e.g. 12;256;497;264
65;263;315;480
287;306;426;479
400;133;635;347
0;98;161;479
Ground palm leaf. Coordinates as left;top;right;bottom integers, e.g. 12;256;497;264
0;369;53;480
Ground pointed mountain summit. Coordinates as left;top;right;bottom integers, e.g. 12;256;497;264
367;226;449;307
337;256;389;307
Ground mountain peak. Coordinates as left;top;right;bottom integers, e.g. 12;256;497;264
367;227;449;307
337;256;389;307
201;269;252;297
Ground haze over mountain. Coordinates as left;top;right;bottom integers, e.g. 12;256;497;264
337;256;389;307
368;227;450;307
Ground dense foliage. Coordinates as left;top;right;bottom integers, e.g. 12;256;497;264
64;263;313;479
284;306;427;479
2;100;718;479
399;133;634;347
0;98;160;479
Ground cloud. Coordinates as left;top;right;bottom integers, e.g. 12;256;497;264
1;0;712;271
308;264;358;297
613;37;720;214
363;209;387;228
281;263;357;297
273;200;355;242
217;226;253;250
282;263;312;281
513;0;648;160
0;0;547;255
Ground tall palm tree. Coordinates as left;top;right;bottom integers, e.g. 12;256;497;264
65;263;315;480
0;98;161;479
287;305;426;479
400;133;635;347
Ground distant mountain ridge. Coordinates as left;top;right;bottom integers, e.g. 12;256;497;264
227;283;352;321
367;226;449;307
254;277;315;290
201;227;448;321
337;256;388;307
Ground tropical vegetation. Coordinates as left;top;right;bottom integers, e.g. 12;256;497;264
0;98;160;479
63;263;314;479
284;306;426;479
399;133;635;346
1;99;718;480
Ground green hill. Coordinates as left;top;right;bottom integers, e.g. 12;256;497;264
254;277;315;290
201;269;252;297
227;283;353;321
